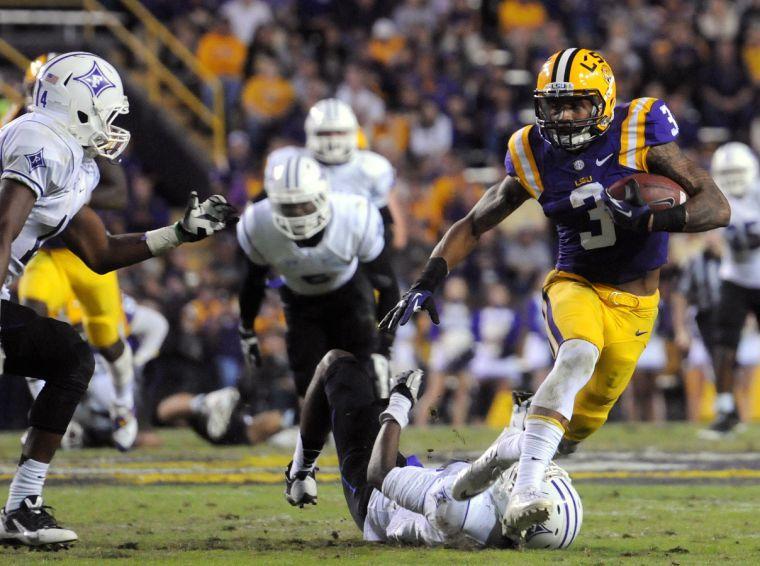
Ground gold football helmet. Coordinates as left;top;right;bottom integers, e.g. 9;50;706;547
534;48;616;150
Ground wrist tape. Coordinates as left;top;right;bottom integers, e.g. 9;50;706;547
651;205;687;232
145;224;181;256
380;393;413;428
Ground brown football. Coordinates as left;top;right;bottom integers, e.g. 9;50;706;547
607;173;688;211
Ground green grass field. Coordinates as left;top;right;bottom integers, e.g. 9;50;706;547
1;424;759;564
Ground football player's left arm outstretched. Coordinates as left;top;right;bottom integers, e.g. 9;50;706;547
645;142;730;232
61;191;237;274
379;176;529;331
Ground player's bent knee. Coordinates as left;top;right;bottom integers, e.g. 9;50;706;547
314;349;355;385
533;339;599;420
41;318;95;394
84;315;122;349
28;323;95;434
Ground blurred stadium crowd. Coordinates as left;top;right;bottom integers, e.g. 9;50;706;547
4;0;760;432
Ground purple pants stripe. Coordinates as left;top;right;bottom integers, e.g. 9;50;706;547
542;290;564;348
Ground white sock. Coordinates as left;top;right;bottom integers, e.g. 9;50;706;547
5;458;49;511
496;430;523;462
108;345;135;408
513;418;564;494
715;392;735;414
291;435;320;478
190;394;206;415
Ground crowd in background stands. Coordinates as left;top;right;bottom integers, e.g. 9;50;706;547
12;0;760;428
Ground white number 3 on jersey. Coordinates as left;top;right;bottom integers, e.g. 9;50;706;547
660;104;679;137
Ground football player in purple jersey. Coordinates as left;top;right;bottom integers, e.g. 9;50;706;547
381;48;729;538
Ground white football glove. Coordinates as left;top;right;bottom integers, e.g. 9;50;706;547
177;191;238;242
379;369;424;428
389;369;424;403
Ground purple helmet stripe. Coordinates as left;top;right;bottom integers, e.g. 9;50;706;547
557;477;579;545
294;156;301;187
550;479;570;548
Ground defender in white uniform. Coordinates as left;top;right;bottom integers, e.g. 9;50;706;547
284;350;582;549
0;52;236;547
704;142;760;436
237;154;399;396
266;98;406;248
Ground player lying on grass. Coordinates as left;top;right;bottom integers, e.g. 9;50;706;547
284;349;582;548
155;386;294;447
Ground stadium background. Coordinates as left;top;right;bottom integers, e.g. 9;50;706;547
0;0;759;432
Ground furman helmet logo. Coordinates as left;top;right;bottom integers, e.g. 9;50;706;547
524;522;553;542
73;61;115;97
24;148;46;171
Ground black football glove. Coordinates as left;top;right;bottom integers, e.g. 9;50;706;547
378;288;439;332
600;179;651;232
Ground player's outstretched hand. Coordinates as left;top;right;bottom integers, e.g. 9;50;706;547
378;288;439;332
601;181;651;232
177;191;239;242
379;369;424;428
389;369;424;405
239;325;262;369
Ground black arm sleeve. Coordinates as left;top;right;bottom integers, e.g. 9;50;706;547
239;259;269;330
364;247;400;355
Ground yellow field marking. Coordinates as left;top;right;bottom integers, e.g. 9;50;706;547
571;469;760;480
116;454;340;470
1;468;759;485
112;471;342;485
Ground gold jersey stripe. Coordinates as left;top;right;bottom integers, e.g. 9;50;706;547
619;97;657;170
508;125;543;199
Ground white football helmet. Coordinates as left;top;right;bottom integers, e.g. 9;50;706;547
711;142;759;198
305;98;358;164
30;51;130;160
266;155;331;240
491;462;583;549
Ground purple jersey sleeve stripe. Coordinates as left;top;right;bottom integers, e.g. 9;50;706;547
2;169;43;197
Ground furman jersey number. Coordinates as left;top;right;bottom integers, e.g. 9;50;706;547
570;183;616;250
726;221;760;256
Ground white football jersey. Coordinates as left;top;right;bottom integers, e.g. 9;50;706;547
363;462;502;546
237;192;385;295
720;183;760;289
265;146;395;209
0;112;99;297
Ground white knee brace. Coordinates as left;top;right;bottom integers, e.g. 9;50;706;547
532;339;600;421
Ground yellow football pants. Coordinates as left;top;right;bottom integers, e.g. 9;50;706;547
541;270;660;442
18;248;126;348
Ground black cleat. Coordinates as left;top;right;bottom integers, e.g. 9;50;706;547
555;437;580;458
0;496;77;549
284;462;317;508
699;410;745;440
